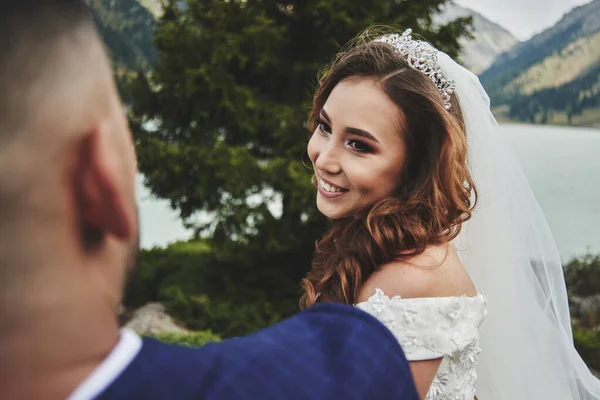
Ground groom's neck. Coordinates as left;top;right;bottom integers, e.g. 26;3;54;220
0;279;121;399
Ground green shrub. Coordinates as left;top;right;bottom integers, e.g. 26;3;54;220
150;330;221;347
573;326;600;372
564;254;600;297
124;239;303;338
160;285;289;338
123;239;213;309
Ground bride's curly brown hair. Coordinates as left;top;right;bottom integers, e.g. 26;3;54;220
300;28;478;309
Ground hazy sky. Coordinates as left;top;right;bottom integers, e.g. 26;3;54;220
454;0;593;40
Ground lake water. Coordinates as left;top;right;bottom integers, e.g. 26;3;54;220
136;123;600;262
502;124;600;261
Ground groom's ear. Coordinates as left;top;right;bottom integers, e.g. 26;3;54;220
72;128;134;247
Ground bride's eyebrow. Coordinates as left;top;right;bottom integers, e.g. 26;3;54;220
319;109;332;123
320;108;380;144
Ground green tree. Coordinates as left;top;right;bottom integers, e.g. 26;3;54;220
126;0;472;336
565;254;600;298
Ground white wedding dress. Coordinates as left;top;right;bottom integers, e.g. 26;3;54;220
356;289;487;399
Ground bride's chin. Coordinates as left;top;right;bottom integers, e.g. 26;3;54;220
317;206;338;220
317;205;352;220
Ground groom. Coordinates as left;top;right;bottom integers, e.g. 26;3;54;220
0;1;417;399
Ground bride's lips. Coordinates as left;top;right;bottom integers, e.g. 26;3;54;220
317;176;349;199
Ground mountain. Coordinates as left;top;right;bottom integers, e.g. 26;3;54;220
434;4;519;74
137;0;189;17
89;0;156;103
89;0;156;71
480;0;600;126
138;0;164;17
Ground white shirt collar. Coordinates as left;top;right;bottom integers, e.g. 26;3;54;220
67;328;142;400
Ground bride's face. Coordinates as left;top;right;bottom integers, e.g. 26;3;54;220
307;77;407;220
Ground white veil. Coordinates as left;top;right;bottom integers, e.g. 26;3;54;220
437;52;600;399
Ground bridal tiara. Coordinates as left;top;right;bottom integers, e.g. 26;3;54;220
374;29;456;110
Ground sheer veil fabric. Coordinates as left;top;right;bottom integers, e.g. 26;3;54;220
438;52;600;399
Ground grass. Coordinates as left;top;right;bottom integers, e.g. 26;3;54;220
167;239;213;254
150;330;222;346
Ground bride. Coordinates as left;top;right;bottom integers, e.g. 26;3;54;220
300;27;600;399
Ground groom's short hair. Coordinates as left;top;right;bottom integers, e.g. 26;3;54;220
0;0;97;140
0;0;111;231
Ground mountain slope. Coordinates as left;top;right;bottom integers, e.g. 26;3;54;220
478;0;600;126
138;0;163;17
434;4;519;74
90;0;156;71
504;30;600;96
137;0;189;17
481;0;600;103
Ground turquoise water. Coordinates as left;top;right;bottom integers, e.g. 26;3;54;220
502;124;600;261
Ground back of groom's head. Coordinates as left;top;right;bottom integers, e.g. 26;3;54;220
0;3;140;394
0;0;96;134
0;0;139;273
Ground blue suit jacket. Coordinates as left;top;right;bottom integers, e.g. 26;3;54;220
98;303;418;399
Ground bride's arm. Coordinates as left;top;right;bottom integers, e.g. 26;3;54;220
407;359;443;400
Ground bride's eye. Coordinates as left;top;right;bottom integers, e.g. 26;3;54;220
347;140;371;153
315;118;331;134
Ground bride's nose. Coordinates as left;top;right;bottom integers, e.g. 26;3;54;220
314;142;342;175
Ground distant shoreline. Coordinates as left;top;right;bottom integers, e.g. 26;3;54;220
493;106;600;130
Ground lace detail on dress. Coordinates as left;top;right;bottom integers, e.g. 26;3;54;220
355;289;487;400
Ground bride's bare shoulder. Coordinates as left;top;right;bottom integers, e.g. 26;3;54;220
357;244;478;303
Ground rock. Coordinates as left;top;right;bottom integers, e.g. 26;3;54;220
125;303;188;335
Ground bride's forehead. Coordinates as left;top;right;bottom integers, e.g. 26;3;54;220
325;78;403;125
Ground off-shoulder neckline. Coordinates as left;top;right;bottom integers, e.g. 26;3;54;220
355;288;487;307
